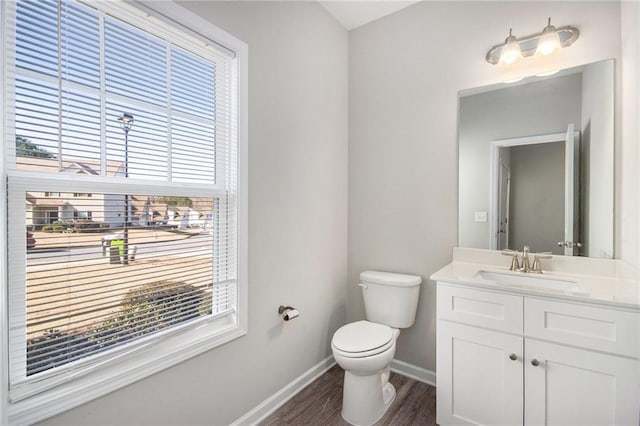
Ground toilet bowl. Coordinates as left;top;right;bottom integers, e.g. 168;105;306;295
332;320;400;426
331;271;422;426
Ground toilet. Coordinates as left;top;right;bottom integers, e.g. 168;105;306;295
331;270;422;426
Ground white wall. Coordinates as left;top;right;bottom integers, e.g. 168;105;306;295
39;2;349;424
621;0;639;268
458;74;582;250
349;1;622;371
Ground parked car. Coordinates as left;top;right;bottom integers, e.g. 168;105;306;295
26;231;36;249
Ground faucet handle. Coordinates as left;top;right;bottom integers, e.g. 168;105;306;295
501;250;520;271
531;252;552;273
510;255;521;271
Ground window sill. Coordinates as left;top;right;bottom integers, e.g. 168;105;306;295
7;319;247;425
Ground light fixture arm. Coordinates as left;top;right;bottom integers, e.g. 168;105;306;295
486;24;580;65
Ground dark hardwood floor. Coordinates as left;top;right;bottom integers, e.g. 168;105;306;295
260;365;437;425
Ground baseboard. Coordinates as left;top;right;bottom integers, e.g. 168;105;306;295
390;359;436;387
231;355;337;426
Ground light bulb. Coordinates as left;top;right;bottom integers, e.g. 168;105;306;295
536;18;561;56
500;29;522;65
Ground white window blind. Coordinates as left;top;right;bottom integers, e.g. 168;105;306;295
4;0;240;402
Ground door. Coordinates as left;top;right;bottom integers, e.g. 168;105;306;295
525;339;639;426
437;321;523;425
46;209;58;224
562;123;580;255
497;157;511;250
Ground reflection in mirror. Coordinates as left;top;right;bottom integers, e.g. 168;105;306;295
458;60;614;258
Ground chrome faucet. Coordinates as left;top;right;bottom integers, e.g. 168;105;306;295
501;246;552;273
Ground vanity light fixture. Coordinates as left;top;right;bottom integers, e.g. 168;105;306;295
486;18;579;65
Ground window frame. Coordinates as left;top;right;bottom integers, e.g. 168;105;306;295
0;1;248;424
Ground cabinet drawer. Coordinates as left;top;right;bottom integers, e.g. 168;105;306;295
437;284;523;334
525;298;640;358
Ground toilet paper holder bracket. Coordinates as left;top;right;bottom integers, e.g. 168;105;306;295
278;305;299;321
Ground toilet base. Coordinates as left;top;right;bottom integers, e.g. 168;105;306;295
341;368;396;426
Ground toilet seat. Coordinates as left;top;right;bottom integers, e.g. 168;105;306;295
332;321;394;358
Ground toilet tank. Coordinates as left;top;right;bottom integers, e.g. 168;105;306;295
360;270;422;328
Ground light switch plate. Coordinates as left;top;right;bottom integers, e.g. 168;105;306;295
474;211;487;222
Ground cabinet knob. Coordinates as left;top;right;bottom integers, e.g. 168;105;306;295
531;359;540;367
509;353;517;361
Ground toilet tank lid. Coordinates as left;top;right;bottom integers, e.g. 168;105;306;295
360;270;422;287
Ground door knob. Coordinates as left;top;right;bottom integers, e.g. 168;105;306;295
531;359;540;366
509;353;517;361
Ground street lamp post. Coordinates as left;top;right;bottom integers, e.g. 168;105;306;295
117;113;134;265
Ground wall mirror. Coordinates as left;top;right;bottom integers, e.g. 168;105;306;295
458;59;614;258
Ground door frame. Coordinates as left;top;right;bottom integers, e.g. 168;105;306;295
497;157;511;250
489;131;579;250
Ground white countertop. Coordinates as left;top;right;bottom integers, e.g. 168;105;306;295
430;248;640;310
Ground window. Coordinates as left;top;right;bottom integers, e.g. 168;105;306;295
2;0;247;422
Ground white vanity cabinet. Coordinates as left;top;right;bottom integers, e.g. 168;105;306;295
436;282;640;426
437;321;523;425
524;339;638;426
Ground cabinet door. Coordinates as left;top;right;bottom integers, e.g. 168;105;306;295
437;321;523;425
525;339;640;426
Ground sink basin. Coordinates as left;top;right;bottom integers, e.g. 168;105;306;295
474;270;586;294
